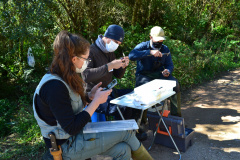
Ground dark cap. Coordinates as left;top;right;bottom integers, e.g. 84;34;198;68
104;24;124;42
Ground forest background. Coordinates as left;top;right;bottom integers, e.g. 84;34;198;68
0;0;240;159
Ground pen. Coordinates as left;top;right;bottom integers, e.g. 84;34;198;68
122;52;126;63
123;52;125;58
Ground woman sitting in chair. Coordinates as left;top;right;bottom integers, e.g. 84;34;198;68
33;30;153;160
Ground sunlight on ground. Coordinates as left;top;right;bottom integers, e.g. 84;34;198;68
217;79;231;84
195;103;227;108
194;122;240;153
223;148;240;153
195;103;240;109
221;116;240;122
195;103;210;108
194;123;240;141
211;147;240;153
173;151;180;155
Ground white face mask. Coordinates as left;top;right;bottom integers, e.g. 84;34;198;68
76;60;88;73
106;40;119;52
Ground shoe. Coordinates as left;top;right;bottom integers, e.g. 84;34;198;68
136;132;147;141
138;122;149;133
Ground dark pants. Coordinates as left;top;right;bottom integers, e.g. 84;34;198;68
133;73;182;128
95;88;133;120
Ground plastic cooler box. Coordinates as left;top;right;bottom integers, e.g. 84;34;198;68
147;112;194;152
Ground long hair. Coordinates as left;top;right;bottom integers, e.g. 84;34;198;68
50;31;90;105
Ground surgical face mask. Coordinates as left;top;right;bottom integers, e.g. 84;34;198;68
152;41;163;49
106;40;119;52
76;60;88;73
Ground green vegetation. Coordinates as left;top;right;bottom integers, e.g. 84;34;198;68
0;0;239;159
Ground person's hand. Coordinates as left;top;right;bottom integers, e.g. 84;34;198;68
121;56;129;69
88;82;102;100
107;59;124;70
150;50;162;57
93;88;112;104
162;69;170;77
85;88;112;116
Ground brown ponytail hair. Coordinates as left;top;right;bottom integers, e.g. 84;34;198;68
50;31;90;104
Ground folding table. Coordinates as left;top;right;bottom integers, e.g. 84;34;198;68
110;79;182;160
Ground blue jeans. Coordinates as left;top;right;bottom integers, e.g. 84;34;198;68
61;130;140;160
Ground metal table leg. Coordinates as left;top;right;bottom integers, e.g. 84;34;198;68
117;105;144;129
116;105;125;120
116;105;139;136
117;101;181;160
137;109;144;127
148;99;182;160
148;103;164;151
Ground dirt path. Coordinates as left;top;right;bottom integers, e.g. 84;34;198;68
93;68;240;160
142;68;240;160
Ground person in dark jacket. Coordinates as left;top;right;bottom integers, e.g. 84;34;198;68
35;30;153;160
129;26;182;140
82;24;132;120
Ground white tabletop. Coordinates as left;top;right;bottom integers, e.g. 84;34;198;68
110;79;176;110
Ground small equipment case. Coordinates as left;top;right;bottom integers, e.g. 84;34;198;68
147;111;194;152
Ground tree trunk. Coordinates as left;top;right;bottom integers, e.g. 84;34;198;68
131;0;141;27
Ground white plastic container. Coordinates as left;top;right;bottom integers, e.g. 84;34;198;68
133;79;176;105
